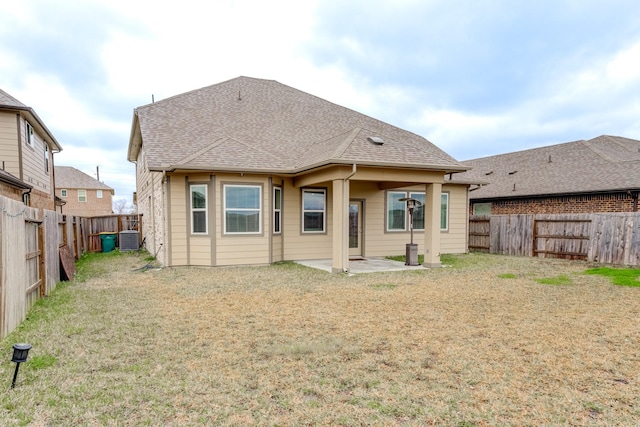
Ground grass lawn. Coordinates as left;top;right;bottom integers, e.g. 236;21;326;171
1;251;639;426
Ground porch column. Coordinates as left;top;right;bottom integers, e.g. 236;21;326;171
332;179;349;273
423;183;442;268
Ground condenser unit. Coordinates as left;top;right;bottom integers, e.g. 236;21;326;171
119;230;139;251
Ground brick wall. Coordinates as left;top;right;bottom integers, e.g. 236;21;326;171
0;183;24;202
471;192;638;215
57;188;113;216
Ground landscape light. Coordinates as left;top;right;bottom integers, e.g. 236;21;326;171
10;343;32;389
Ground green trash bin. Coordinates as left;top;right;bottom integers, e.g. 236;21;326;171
100;232;117;253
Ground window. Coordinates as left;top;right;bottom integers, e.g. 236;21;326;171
78;189;87;202
273;187;282;234
387;190;449;231
26;122;34;146
44;145;49;172
97;190;103;199
440;193;449;231
61;189;67;198
191;184;208;234
302;189;326;233
473;202;491;215
224;184;261;234
387;191;406;231
409;192;426;230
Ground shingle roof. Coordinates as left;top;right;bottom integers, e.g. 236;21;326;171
451;135;640;199
54;166;113;191
128;77;467;173
0;88;28;108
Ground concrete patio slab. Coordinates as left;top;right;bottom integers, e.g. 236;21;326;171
295;257;426;274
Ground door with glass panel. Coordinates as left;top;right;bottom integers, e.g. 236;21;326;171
349;201;363;257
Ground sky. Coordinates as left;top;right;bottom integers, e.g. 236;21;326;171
1;0;639;206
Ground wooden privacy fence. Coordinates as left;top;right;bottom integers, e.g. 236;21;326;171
0;192;142;339
469;213;640;266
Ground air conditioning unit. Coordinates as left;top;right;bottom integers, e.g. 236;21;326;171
119;230;139;251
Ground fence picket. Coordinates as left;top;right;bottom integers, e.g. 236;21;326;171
470;212;640;266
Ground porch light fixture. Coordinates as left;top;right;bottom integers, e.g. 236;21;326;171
10;343;32;389
399;197;422;266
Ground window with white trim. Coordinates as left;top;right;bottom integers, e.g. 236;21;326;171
224;184;261;234
44;144;49;172
440;193;449;231
78;189;87;202
302;189;326;233
190;184;208;234
61;189;67;198
387;190;449;231
386;191;406;231
273;186;282;234
26;122;34;146
97;190;103;199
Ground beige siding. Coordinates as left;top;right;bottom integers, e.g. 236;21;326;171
281;178;333;261
440;184;469;254
168;174;188;265
20;116;52;195
0;112;19;174
214;174;270;266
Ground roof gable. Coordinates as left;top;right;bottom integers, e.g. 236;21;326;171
129;77;466;173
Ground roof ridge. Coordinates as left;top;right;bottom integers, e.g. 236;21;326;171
331;127;362;159
174;136;228;165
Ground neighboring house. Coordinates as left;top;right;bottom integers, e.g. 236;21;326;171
451;135;640;215
127;76;471;272
0;88;62;210
54;166;114;216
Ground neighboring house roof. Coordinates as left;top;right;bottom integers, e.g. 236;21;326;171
0;168;32;190
55;166;114;192
0;88;63;152
128;76;468;174
451;135;640;200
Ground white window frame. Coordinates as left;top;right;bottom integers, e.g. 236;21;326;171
273;186;282;234
26;122;34;146
440;192;449;231
386;191;407;231
44;144;49;172
302;188;326;233
223;184;262;235
61;189;67;198
97;190;103;199
388;190;449;232
190;184;208;235
78;189;87;202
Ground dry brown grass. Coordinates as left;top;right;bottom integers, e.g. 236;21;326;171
1;251;639;426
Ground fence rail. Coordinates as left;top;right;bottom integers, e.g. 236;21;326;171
470;213;640;266
0;193;142;339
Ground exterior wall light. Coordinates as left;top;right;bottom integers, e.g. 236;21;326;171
11;343;32;389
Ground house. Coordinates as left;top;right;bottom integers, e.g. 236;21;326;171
54;166;114;216
0;88;62;210
127;77;471;272
451;135;640;215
